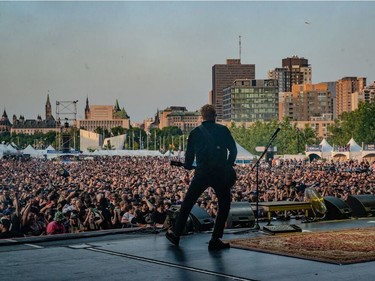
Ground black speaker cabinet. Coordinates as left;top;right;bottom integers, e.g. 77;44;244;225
323;196;352;220
190;205;214;232
226;202;255;228
346;195;375;217
166;205;214;235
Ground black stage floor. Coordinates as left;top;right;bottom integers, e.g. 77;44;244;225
1;218;375;281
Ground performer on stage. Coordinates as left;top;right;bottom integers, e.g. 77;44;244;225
166;104;237;250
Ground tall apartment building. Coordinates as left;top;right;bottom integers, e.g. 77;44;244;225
268;68;290;93
222;79;278;122
362;81;375;104
212;59;255;120
76;98;130;132
279;83;333;121
336;77;366;117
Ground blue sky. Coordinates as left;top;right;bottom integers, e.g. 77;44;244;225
1;1;374;123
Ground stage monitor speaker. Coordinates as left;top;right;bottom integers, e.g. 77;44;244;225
190;205;214;232
166;205;214;235
346;195;375;217
226;202;255;228
323;196;352;220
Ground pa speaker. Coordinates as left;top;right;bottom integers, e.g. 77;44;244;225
226;202;255;228
166;205;214;235
346;195;375;217
189;205;214;232
166;205;193;235
323;196;352;220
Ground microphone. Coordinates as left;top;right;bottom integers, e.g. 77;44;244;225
270;126;281;140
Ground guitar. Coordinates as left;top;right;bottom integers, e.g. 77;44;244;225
170;160;185;167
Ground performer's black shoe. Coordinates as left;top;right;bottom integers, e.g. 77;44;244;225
165;229;180;246
208;238;230;251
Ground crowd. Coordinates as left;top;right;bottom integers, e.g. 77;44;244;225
0;156;374;239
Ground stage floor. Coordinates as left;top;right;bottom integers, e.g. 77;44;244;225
1;218;375;281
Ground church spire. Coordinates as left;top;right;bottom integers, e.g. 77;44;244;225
114;99;121;111
85;96;90;119
45;93;52;119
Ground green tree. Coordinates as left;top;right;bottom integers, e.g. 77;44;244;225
328;102;375;145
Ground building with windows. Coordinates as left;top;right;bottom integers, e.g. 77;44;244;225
268;67;290;93
155;106;201;133
279;83;333;121
11;95;60;135
222;79;278;122
282;56;312;90
76;98;130;132
212;59;255;120
336;77;366;117
353;80;375;110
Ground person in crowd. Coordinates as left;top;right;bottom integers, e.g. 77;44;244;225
83;207;103;231
166;104;238;250
0;151;373;239
46;211;66;235
67;211;84;233
0;217;13;239
151;201;168;228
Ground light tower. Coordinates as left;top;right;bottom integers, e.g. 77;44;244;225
56;100;78;153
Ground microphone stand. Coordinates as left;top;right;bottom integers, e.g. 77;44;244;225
250;127;280;231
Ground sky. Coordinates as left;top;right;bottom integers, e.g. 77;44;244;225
1;1;374;123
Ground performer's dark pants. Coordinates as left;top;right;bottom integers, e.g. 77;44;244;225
173;167;231;239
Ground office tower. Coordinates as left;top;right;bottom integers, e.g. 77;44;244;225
222;79;278;122
336;77;366;117
281;56;312;91
212;59;255;120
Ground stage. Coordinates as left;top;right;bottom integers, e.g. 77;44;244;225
1;218;375;281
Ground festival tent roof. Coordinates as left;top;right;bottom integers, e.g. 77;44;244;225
0;143;8;152
235;142;255;160
320;138;333;153
45;145;56;151
6;144;18;153
348;138;361;152
22;145;42;157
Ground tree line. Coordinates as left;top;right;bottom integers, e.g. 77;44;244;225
1;102;374;154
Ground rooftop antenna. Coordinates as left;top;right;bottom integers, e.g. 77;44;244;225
239;35;242;62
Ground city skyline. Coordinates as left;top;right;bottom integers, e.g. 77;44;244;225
1;1;374;123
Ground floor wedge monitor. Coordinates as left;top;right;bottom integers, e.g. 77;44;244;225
226;202;255;228
346;195;375;217
323;196;352;220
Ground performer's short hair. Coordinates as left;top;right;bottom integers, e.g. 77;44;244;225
200;104;216;121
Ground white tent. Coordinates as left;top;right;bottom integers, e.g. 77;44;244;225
348;138;362;160
320;139;333;153
23;145;43;158
235;142;254;164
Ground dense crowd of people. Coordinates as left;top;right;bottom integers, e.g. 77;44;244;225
0;156;374;239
